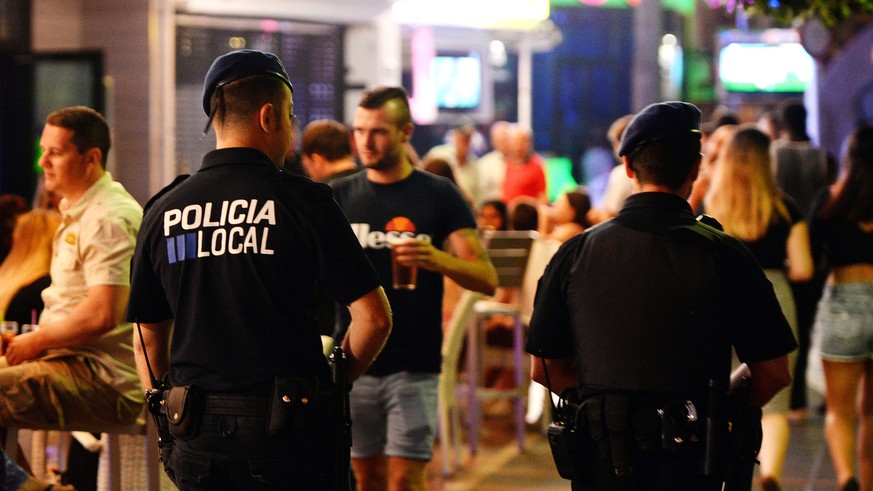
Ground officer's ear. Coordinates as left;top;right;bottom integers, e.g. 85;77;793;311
258;103;276;133
623;155;635;180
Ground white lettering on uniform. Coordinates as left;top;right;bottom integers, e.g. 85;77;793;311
165;200;277;259
228;200;248;225
252;200;276;225
164;210;181;236
261;228;273;255
182;205;202;230
228;227;244;254
198;230;209;257
203;203;219;227
212;229;227;255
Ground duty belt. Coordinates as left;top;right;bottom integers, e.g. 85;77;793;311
204;394;270;417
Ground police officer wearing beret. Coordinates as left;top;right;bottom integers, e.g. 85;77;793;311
127;50;392;490
526;101;797;490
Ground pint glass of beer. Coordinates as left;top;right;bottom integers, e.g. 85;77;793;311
0;321;17;355
390;238;418;290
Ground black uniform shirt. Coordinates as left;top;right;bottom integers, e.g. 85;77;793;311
526;192;797;396
127;148;380;393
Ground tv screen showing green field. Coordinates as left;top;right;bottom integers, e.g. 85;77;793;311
718;42;814;93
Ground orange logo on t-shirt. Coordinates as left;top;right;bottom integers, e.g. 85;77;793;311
385;216;416;234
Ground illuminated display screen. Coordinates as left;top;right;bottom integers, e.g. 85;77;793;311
718;42;814;93
432;52;482;109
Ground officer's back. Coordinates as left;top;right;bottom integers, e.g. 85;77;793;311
127;50;391;491
526;101;796;490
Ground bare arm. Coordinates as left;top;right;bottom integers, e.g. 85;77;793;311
530;356;579;396
745;355;792;407
6;284;129;365
341;286;392;381
786;221;813;282
133;319;173;391
394;228;497;295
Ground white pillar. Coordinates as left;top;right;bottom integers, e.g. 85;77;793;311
376;9;402;87
149;0;176;190
517;32;532;127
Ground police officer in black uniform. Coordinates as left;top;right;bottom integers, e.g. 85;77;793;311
127;50;392;490
526;101;797;490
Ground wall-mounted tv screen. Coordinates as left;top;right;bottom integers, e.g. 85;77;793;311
432;51;482;109
718;41;814;93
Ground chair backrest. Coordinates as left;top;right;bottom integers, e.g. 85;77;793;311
519;238;562;323
481;230;537;288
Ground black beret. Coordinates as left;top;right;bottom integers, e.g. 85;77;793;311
202;49;293;115
618;101;702;157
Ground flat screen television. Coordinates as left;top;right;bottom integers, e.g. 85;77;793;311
718;41;814;93
432;51;482;109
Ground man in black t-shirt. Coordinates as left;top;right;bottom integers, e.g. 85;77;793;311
127;50;391;490
331;86;497;491
526;101;796;490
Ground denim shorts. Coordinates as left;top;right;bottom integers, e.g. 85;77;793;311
349;371;439;461
814;281;873;362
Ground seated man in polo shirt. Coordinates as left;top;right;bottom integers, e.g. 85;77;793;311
0;106;143;434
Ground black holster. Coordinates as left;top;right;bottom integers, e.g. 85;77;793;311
165;385;204;439
267;375;335;436
578;392;702;481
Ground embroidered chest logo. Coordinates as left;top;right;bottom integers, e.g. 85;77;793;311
64;232;77;245
162;199;276;264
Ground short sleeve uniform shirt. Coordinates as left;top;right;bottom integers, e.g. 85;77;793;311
526;192;797;395
127;148;380;393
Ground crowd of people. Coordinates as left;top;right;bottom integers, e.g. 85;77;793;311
0;47;869;491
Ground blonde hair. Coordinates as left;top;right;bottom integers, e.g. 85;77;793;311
704;125;789;240
0;209;61;313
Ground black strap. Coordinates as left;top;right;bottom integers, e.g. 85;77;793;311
136;320;164;391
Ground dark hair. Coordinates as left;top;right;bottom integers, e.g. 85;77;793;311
819;124;873;222
479;200;508;231
0;194;29;263
511;202;539;231
422;157;457;185
359;86;411;127
565;191;592;227
630;134;702;190
302;119;351;161
214;75;289;127
45;106;111;168
780;100;810;141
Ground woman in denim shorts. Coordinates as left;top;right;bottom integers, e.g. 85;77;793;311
809;125;873;491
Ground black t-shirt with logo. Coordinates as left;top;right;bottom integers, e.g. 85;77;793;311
127;148;380;393
331;169;476;376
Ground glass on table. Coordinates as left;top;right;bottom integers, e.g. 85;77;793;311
0;321;18;355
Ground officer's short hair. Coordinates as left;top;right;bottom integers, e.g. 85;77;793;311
631;134;702;190
45;106;111;169
359;86;412;128
302;120;351;160
215;75;289;126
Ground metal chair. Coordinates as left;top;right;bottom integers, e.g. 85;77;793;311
5;417;164;491
465;230;537;456
437;289;484;476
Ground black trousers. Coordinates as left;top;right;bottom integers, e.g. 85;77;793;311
570;447;722;491
164;412;338;490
